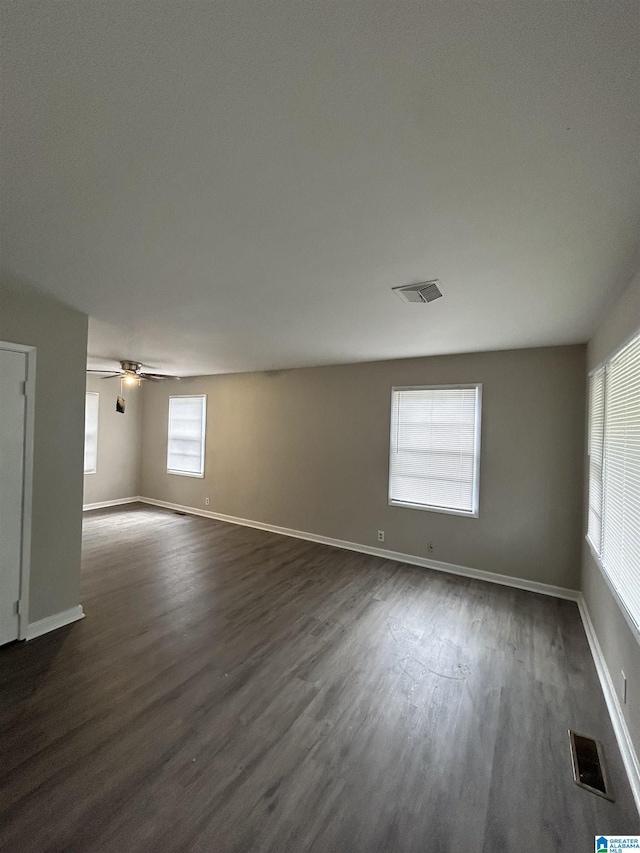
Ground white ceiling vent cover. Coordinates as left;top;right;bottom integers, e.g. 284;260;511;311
393;280;442;304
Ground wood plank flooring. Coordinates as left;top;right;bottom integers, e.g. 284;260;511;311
1;504;638;851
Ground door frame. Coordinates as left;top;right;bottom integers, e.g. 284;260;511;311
0;340;36;640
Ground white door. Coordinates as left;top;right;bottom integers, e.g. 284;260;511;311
0;348;27;645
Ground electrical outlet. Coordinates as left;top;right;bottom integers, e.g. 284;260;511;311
428;541;435;553
377;530;385;543
205;497;210;506
622;671;627;704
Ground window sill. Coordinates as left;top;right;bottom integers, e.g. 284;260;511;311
167;470;205;479
389;499;478;518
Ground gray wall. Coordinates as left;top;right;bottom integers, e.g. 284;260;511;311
0;277;88;623
582;268;640;759
141;344;586;590
83;375;142;506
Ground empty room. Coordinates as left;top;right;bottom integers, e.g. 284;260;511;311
1;2;640;851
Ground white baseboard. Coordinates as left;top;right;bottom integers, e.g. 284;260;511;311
26;605;85;641
138;496;579;602
578;595;640;814
83;496;142;511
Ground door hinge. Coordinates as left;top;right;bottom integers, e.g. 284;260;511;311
20;380;27;396
16;600;24;616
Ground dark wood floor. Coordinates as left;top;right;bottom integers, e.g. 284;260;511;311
1;505;638;851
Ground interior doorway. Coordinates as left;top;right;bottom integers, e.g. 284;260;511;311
0;342;35;644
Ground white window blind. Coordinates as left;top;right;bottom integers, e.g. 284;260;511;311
167;395;206;477
84;392;99;474
587;368;605;553
389;385;482;516
598;332;640;632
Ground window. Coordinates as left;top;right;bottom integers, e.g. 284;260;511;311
84;392;99;474
389;384;482;516
587;328;640;635
167;395;207;477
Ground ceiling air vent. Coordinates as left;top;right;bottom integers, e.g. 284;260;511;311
393;280;442;304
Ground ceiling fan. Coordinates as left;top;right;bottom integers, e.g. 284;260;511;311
86;360;180;384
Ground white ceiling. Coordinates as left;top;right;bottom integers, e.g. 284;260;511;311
2;1;639;376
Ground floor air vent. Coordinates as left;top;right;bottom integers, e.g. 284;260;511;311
569;730;614;801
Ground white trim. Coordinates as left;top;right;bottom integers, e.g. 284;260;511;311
578;594;640;814
388;499;478;518
83;496;142;511
0;340;36;354
138;496;579;601
0;341;36;641
26;605;85;641
20;348;35;641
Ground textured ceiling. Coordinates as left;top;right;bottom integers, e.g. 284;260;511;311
2;1;639;375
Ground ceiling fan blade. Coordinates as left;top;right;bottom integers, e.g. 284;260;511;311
87;369;122;375
139;373;181;381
